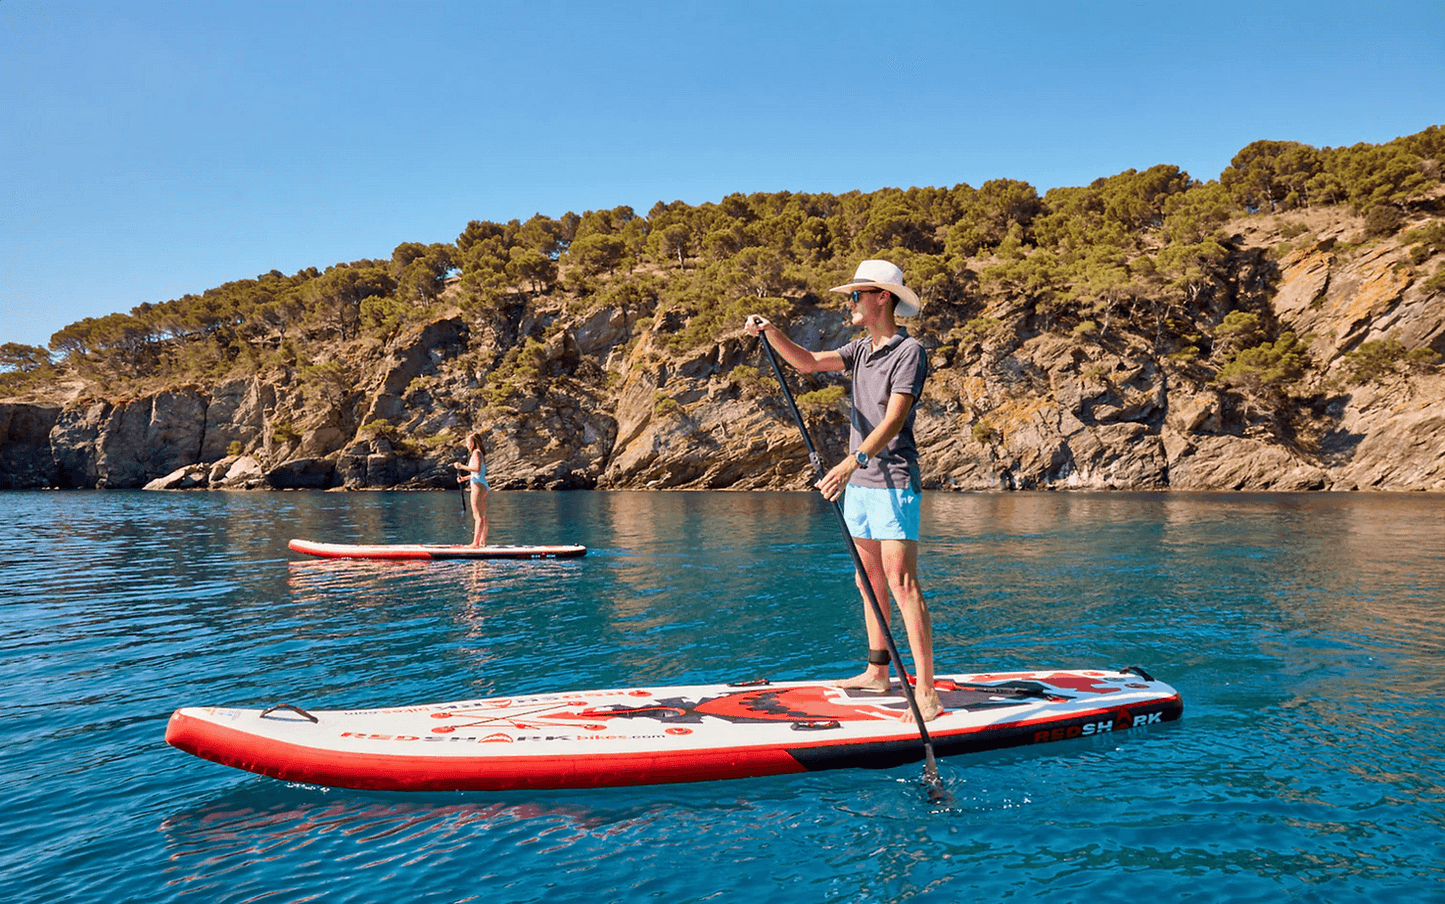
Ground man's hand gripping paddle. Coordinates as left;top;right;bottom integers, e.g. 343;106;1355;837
753;321;949;804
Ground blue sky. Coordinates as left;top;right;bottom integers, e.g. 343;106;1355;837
3;0;1442;351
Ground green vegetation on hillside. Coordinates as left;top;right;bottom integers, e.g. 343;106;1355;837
3;126;1442;402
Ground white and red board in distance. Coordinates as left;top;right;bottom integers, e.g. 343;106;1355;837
288;538;587;560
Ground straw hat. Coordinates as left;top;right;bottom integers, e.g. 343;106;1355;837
829;259;920;318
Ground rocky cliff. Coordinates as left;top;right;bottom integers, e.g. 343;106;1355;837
3;208;1443;493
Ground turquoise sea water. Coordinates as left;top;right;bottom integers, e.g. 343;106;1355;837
1;488;1442;903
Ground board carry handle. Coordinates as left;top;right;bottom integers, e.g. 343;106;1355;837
755;329;949;805
937;678;1060;700
260;703;319;723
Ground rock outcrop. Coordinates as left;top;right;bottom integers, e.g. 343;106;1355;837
0;402;60;488
3;210;1443;494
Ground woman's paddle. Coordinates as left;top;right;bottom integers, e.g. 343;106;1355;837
455;453;468;514
754;328;949;804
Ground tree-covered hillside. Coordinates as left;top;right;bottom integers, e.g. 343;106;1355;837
5;126;1440;405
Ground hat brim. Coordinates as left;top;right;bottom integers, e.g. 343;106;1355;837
828;280;921;318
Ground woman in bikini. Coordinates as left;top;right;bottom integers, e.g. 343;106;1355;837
454;432;490;547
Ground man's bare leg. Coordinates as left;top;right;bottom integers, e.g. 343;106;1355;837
834;538;894;692
883;539;944;723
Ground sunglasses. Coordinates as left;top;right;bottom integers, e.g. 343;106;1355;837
847;288;884;304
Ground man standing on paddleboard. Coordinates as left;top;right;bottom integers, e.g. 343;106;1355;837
745;260;943;722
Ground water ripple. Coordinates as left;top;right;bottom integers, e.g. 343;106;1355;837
1;490;1443;902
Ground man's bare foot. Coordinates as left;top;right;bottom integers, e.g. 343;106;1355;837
900;689;945;724
833;670;890;692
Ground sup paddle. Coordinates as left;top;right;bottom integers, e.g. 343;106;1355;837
754;325;949;804
458;459;467;512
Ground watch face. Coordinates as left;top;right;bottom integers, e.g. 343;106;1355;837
855;451;868;465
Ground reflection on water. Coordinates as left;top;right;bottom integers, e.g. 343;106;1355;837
157;766;1015;903
1;489;1443;903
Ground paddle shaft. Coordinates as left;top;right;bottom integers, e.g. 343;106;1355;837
755;331;944;794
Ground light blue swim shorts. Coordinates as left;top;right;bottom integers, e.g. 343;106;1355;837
842;485;921;542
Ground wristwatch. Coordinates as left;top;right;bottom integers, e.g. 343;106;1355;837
854;450;869;467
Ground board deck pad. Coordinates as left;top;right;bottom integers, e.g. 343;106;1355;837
166;668;1182;792
288;538;587;560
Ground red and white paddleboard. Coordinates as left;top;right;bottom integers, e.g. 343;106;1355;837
287;538;587;560
165;668;1182;792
